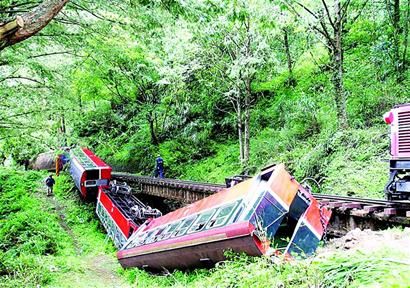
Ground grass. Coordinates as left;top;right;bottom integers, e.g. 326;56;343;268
0;169;69;287
0;169;121;288
1;166;410;288
120;240;410;288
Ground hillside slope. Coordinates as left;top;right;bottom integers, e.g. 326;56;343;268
1;169;410;288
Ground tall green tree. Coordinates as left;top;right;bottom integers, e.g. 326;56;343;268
285;0;369;129
385;0;410;80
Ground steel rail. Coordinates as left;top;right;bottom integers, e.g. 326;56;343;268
112;172;410;208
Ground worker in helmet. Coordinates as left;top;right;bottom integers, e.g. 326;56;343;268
154;155;165;178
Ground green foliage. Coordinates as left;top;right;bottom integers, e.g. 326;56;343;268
0;169;120;287
0;170;68;286
319;248;410;288
121;240;410;288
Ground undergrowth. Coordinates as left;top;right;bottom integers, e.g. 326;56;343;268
0;169;118;288
122;240;410;288
0;169;68;287
180;126;389;198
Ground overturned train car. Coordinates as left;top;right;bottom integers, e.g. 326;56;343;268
117;164;332;270
97;181;162;248
69;147;112;200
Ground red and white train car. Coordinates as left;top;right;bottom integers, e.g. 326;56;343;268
384;103;410;200
117;164;331;270
96;183;161;248
69;147;112;199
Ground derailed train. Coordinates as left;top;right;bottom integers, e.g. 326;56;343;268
68;148;331;270
66;103;410;269
117;164;332;270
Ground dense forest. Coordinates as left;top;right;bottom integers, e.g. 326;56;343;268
1;1;410;287
1;0;409;196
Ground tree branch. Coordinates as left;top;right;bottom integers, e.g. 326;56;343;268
321;0;336;30
0;0;70;51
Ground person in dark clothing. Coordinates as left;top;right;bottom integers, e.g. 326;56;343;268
45;175;55;196
154;155;165;178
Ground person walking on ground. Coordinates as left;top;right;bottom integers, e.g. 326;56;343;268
45;174;55;196
154;155;165;178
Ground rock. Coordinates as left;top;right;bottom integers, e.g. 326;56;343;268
32;152;56;171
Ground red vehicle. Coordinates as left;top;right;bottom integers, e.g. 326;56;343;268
68;147;162;247
384;103;410;200
117;164;331;270
67;148;330;270
69;147;112;199
96;181;161;248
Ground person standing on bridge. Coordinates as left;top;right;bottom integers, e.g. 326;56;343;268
154;155;165;178
45;174;55;196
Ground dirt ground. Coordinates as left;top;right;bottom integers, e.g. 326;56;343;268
318;227;410;261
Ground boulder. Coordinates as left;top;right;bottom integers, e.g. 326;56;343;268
32;152;56;171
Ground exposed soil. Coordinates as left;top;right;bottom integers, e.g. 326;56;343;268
318;227;410;261
53;254;131;288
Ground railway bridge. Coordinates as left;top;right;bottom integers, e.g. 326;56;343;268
112;172;410;236
112;172;221;203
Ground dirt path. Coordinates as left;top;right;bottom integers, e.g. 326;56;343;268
36;184;131;288
49;254;131;288
48;194;82;255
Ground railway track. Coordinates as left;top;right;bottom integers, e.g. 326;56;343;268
112;172;410;236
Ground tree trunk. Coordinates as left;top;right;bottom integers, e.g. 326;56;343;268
0;0;70;51
392;0;402;77
148;111;159;146
386;0;409;80
402;0;410;75
333;0;348;129
283;27;295;86
237;98;244;164
78;95;83;112
243;80;251;166
60;114;67;146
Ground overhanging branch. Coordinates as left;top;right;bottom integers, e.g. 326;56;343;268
0;0;70;51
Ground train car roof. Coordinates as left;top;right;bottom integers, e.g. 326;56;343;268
141;164;296;232
72;147;111;170
143;177;255;231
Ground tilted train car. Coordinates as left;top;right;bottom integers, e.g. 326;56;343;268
117;164;332;270
69;147;112;199
384;103;410;200
96;181;162;248
69;147;162;247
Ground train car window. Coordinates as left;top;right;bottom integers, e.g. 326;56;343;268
231;203;245;223
84;180;97;187
173;216;197;237
98;179;109;186
87;169;99;180
125;233;145;249
142;229;157;244
152;227;166;242
206;202;238;229
187;209;216;234
159;221;182;241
